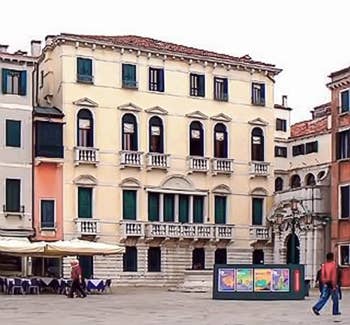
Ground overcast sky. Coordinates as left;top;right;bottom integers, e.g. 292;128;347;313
1;0;349;123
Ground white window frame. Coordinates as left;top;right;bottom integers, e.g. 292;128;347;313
339;88;350;114
338;183;350;219
339;244;350;266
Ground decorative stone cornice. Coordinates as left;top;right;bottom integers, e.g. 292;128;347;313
73;97;98;108
119;177;141;188
248;117;269;126
117;102;142;112
185;110;209;120
210;113;232;122
144;106;168;115
73;175;98;186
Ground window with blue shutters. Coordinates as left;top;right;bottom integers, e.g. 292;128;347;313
122;64;137;89
35;122;64;158
214;77;228;101
190;73;205;97
77;58;93;83
149;67;164;92
5;179;21;212
41;200;55;228
252;83;266;106
6;120;21;147
341;89;350;113
1;69;26;95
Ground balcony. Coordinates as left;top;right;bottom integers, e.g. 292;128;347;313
211;158;234;175
250;161;270;177
249;226;270;241
75;218;99;236
146;153;170;170
120;151;143;168
3;205;25;217
74;147;99;166
120;221;145;239
188;156;210;173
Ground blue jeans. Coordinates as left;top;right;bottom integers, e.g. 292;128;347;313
313;284;340;315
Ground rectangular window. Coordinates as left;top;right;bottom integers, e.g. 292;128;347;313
276;118;287;132
148;247;161;272
214;196;226;224
193;196;204;223
340;185;350;219
163;194;175;222
340;245;350;266
1;68;26;95
149;67;164;92
336;130;350;160
35;121;63;158
251;83;265;106
190;73;205;97
78;187;92;218
148;192;159;221
5;179;21;212
179;195;189;223
122;64;137;89
292;144;305;156
6;120;21;147
123;246;137;272
77;57;93;83
123;190;137;220
305;141;318;154
252;198;263;225
41;200;55;229
274;146;287;158
214;77;228;101
340;90;350;113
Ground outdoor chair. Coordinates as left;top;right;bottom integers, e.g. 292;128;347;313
11;278;25;295
28;278;40;294
104;279;112;293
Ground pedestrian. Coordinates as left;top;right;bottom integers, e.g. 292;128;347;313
315;265;323;296
67;259;87;298
312;252;341;316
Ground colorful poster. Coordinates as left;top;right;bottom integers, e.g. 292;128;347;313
254;269;272;292
236;268;253;292
272;269;290;292
218;268;235;292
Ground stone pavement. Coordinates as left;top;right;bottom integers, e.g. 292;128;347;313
0;288;348;325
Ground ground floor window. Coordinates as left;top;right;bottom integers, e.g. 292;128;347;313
215;248;227;264
0;254;21;273
340;245;350;266
192;248;205;270
32;257;61;277
252;249;264;264
123;246;137;272
148;247;161;272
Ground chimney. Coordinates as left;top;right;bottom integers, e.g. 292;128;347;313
0;44;9;53
45;35;55;46
282;95;288;107
31;40;42;56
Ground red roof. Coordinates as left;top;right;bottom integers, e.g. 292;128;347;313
291;116;329;138
58;33;280;71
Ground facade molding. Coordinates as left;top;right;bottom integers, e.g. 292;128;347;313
73;97;98;107
210;113;232;122
73;175;98;186
117;102;142;112
144;106;168;115
185;110;209;120
248;117;269;126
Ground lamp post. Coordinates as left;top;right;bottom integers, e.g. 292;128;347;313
290;199;298;264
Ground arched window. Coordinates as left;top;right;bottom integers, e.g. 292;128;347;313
275;177;283;192
290;175;301;188
149;116;163;153
189;121;204;156
77;109;93;147
305;173;316;186
251;127;264;161
214;123;228;158
122;114;138;151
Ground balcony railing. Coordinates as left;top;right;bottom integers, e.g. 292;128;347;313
120;221;145;238
146;153;170;170
215;225;234;240
249;226;270;241
75;218;99;236
250;161;270;176
120;151;143;168
188;156;210;173
211;158;234;174
3;205;25;217
74;147;99;165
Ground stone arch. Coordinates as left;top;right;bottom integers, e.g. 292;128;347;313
73;175;97;186
160;174;195;190
250;187;268;196
212;184;231;194
119;177;141;188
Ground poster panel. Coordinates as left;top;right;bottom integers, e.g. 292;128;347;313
272;268;290;292
218;268;235;292
254;269;272;292
236;268;253;292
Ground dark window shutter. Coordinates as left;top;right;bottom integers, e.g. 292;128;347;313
158;69;164;92
223;78;228;99
148;193;159;221
35;122;63;158
148;247;161;272
123;246;137;272
341;186;350;219
163;194;174;222
6;120;21;147
198;75;205;97
2;68;8;94
261;84;266;104
19;71;27;95
193;196;204;223
148;67;152;91
179;195;189;223
41;200;55;228
78;187;92;218
123;190;136;220
215;196;226;224
122;64;136;87
252;198;263;225
6;179;21;212
341;91;349;112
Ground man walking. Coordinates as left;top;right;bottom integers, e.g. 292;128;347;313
68;259;87;298
312;252;340;316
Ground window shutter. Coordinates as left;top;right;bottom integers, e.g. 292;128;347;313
132;121;138;151
193;196;204;223
41;200;55;228
6;120;21;147
341;186;350;219
163;194;174;222
215;196;226;224
123;246;137;272
148;193;159;221
252;198;263;225
198;75;205;97
148;68;152;91
2;68;8;94
123;190;136;220
341;91;349;112
158;69;164;92
6;179;20;212
19;71;27;95
179;195;189;223
78;188;92;218
261;84;266;104
223;78;228;99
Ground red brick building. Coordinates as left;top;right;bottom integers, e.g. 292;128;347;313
327;67;350;286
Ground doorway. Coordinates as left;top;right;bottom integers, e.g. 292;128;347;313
252;249;264;264
78;256;94;279
215;248;227;265
192;248;205;270
286;234;300;264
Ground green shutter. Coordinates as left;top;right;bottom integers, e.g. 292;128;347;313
122;64;136;87
77;58;92;82
148;192;159;221
179;195;189;223
123;190;136;220
198;75;205;97
215;196;226;224
78;187;92;218
163;194;174;222
2;68;8;94
6;179;20;212
252;198;263;225
19;71;27;96
193;196;204;223
6;120;21;147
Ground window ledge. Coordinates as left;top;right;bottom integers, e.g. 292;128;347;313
252;102;266;107
338;111;350;117
337;158;350;163
338;217;350;221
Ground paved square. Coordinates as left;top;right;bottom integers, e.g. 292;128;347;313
0;288;347;324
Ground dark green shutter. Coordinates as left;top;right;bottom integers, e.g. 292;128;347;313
123;246;137;272
148;192;159;221
215;196;226;224
223;78;228;100
261;84;266;104
77;58;92;82
193;196;204;223
158;69;164;92
341;91;349;112
122;64;136;87
19;71;27;95
252;198;263;225
6;120;21;147
341;186;350;219
163;194;174;222
41;200;55;228
179;195;189;223
6;179;20;212
123;190;136;220
78;187;92;218
198;75;205;97
2;68;8;94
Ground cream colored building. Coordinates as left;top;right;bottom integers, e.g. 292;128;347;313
36;34;281;285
